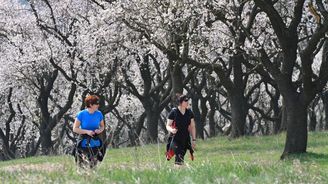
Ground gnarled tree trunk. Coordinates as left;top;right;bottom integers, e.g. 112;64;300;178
229;92;248;138
281;97;308;159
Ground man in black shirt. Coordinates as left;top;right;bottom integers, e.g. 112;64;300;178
166;94;196;165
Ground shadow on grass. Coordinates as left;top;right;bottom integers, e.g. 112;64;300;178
282;152;328;163
203;140;284;154
203;132;328;156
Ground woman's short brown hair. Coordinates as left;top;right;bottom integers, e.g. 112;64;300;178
84;95;100;108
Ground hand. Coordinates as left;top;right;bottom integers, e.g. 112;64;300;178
94;129;103;134
86;130;95;137
191;140;196;150
171;128;178;134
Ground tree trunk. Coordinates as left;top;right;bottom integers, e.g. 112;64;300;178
228;53;248;138
171;64;184;95
281;99;308;159
128;127;138;147
280;102;288;131
271;91;282;134
40;130;53;155
192;98;204;139
136;112;147;136
229;92;247;138
200;97;208;138
321;92;328;130
208;93;217;137
146;110;160;143
1;143;15;160
308;104;317;131
273;110;282;134
247;115;255;135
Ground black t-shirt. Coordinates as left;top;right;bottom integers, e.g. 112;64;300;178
168;108;195;144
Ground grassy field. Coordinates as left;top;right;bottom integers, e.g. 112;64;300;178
1;132;328;183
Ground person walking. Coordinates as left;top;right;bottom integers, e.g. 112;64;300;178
166;94;196;166
73;95;105;165
73;95;105;138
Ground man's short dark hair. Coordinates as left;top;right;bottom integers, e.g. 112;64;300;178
177;94;189;104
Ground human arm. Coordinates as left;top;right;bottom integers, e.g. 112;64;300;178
166;119;177;134
73;118;95;136
94;120;105;134
189;118;196;148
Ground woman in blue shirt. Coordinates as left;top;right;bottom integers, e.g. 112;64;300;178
73;95;105;148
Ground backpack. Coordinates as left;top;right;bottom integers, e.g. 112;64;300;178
165;108;178;160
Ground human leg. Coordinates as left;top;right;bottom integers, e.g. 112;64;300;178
174;143;187;165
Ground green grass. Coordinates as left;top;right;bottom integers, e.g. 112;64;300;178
1;132;328;183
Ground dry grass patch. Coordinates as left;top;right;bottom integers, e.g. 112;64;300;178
1;163;64;173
